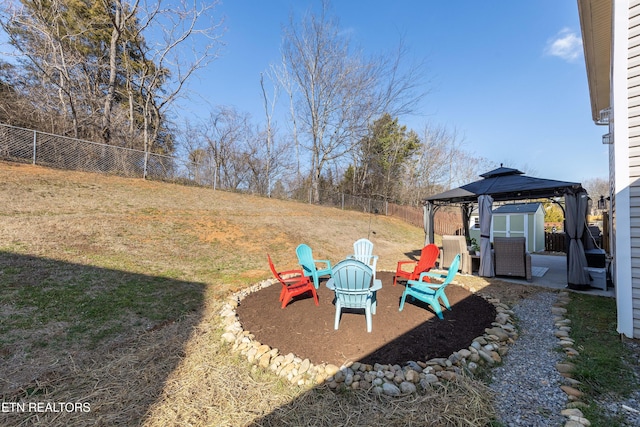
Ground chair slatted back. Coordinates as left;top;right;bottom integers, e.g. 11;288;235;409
411;244;439;280
331;259;373;309
441;236;467;270
296;244;315;275
442;254;460;285
352;238;374;265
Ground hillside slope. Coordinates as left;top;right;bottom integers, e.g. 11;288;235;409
0;160;425;293
0;160;503;426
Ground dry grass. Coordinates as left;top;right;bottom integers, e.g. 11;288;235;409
0;161;518;426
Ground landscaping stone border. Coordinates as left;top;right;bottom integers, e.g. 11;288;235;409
553;291;593;427
219;275;518;397
218;280;599;425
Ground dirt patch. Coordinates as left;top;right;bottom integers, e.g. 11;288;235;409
236;271;497;367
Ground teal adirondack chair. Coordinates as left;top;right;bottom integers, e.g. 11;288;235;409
350;238;378;280
399;254;460;319
296;244;332;289
326;259;382;333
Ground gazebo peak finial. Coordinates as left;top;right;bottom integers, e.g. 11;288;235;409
480;166;524;179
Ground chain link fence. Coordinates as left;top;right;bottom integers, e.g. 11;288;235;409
0;123;194;181
0;122;464;234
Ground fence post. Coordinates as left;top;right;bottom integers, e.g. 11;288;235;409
32;130;37;165
341;193;344;210
143;151;148;179
385;201;388;216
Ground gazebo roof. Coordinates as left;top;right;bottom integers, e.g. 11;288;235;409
425;167;583;204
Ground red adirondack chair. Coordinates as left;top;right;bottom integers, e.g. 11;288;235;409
393;244;439;286
268;254;319;309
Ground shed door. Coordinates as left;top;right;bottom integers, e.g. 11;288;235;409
492;214;526;239
493;215;507;238
508;214;526;239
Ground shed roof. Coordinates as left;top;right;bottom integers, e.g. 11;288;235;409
493;203;542;214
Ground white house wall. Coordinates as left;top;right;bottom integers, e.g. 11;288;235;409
629;0;640;337
613;0;636;338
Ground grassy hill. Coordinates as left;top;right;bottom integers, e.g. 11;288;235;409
3;161;489;425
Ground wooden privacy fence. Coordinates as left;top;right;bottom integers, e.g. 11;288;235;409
387;203;423;228
434;220;463;236
386;203;464;236
545;232;566;253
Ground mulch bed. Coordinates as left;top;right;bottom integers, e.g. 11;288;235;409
236;271;497;367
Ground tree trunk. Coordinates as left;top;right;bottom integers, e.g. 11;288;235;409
102;7;121;144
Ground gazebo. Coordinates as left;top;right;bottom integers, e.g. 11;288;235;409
423;166;591;289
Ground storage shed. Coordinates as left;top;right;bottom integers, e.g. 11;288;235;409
492;203;545;253
468;202;545;253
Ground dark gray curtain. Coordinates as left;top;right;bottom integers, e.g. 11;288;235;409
478;195;495;277
566;190;590;287
423;203;434;245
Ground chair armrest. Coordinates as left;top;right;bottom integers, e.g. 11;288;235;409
396;260;417;268
370;279;382;292
370;255;378;270
406;279;440;291
421;271;445;281
326;278;335;290
315;259;331;269
460;252;471;274
350;254;378;262
279;268;305;277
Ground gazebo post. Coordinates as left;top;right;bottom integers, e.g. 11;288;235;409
461;203;472;241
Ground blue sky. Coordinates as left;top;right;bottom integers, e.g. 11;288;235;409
180;0;608;184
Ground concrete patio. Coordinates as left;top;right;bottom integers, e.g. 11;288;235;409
487;253;614;298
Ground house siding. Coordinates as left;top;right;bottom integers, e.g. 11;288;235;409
628;0;640;338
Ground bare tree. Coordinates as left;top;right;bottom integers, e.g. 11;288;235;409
583;177;609;199
202;106;250;190
401;124;493;205
101;0;141;143
0;0;97;137
583;177;609;215
0;0;224;159
180;118;213;185
274;59;303;180
279;0;425;203
260;72;278;197
129;0;224;176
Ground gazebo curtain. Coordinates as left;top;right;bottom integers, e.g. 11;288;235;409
424;202;434;245
565;189;590;287
478;195;495;277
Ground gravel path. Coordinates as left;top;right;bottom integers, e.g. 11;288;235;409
490;291;568;426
